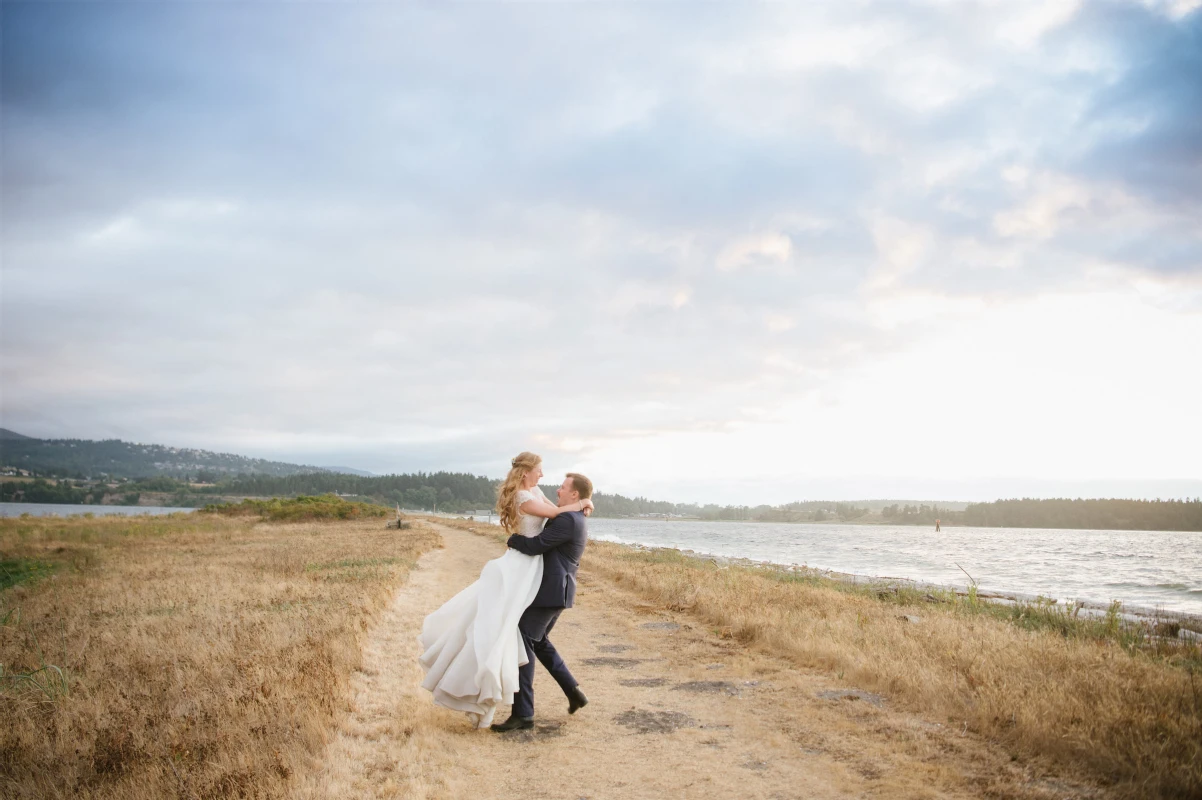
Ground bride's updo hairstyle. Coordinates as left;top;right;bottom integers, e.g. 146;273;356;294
497;451;541;534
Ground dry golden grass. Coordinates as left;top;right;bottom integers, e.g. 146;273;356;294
9;510;1199;799
0;512;440;799
573;541;1202;799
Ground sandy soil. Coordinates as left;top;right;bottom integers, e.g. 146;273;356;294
300;523;1106;800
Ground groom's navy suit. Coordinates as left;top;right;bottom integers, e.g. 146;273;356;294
506;510;587;718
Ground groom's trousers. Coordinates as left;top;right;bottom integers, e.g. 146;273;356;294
514;605;578;718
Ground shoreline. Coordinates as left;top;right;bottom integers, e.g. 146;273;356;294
8;501;1197;625
596;514;1202;531
619;541;1202;632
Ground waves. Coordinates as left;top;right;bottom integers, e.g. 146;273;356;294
587;519;1202;616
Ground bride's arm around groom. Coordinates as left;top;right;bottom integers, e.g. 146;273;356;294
505;472;590;608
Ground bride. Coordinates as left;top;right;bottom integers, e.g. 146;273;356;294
417;451;592;728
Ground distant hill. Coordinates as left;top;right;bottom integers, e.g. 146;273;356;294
319;465;376;477
0;431;338;479
848;498;972;512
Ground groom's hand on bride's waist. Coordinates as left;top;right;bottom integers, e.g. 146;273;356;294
505;534;522;550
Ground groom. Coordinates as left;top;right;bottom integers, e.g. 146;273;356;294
491;472;593;732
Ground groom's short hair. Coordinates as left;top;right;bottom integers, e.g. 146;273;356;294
566;473;593;500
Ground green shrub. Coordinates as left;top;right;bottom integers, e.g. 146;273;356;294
201;494;389;522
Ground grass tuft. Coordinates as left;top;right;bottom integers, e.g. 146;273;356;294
0;558;57;592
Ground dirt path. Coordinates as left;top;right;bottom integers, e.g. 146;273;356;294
300;523;1096;800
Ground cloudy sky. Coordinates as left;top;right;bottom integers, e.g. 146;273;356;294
2;1;1200;504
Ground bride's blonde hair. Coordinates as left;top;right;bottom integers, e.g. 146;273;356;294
497;451;541;534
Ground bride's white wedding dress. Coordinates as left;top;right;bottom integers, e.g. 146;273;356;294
417;488;546;728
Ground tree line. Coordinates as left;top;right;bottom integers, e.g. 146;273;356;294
953;497;1202;531
588;492;872;522
225;471;500;511
1;478;140;506
4;451;1201;531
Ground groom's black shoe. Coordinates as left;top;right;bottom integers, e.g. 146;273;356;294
567;685;589;714
490;714;534;732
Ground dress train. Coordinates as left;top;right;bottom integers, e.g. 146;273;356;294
417;547;543;728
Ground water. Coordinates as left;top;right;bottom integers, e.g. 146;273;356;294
584;518;1202;617
0;502;192;518
11;504;1197;616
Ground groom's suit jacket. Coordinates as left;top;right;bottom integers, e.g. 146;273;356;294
506;510;588;609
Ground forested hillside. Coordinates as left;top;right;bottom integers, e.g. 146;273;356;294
0;430;332;479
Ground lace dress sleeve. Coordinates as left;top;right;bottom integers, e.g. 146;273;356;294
514;488;548;537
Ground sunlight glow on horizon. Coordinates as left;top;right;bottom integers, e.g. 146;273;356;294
576;289;1202;504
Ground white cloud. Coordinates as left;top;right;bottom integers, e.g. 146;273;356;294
716;232;794;272
994;173;1094;239
86;216;148;247
1141;0;1202;20
605;280;693;314
866;217;932;290
764;313;796;333
994;0;1082;47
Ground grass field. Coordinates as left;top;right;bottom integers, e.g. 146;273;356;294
7;508;1201;799
0;509;440;799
